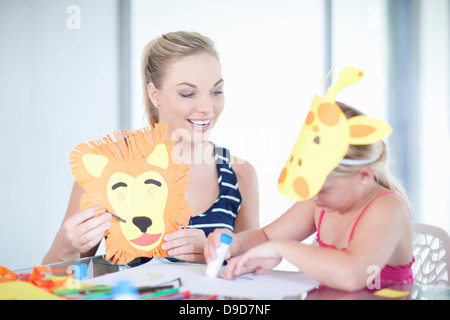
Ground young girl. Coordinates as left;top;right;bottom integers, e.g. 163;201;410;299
43;31;259;265
205;102;414;291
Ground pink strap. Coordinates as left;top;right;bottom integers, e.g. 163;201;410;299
347;191;401;245
317;191;410;249
317;209;326;233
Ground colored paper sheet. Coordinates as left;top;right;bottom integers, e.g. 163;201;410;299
0;281;66;300
373;288;410;298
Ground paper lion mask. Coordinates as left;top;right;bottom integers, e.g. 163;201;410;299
70;124;190;264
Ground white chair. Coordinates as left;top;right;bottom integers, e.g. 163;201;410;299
412;222;450;285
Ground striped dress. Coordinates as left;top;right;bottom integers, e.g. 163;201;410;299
187;145;242;237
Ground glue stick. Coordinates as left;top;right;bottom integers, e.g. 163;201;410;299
205;233;232;277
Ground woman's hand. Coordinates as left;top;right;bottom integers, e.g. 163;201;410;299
162;228;207;263
223;241;282;280
57;207;111;258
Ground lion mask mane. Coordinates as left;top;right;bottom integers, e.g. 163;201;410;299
69;124;190;264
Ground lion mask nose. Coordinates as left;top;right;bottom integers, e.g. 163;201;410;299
132;216;152;233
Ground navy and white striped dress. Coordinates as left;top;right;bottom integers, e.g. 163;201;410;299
187;145;242;237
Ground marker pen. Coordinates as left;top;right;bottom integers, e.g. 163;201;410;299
205;233;232;277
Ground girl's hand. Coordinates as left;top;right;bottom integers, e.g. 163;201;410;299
59;207;111;257
204;228;234;263
223;241;282;280
162;228;207;263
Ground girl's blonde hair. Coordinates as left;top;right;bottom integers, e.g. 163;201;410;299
141;31;219;125
333;102;411;207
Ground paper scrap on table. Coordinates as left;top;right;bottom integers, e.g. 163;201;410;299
373;288;410;298
0;281;66;300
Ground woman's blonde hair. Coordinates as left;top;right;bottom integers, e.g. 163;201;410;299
141;31;219;125
333;102;410;207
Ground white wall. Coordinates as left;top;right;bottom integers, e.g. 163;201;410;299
0;0;120;269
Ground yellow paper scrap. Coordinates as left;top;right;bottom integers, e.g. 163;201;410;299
0;281;66;300
373;288;410;298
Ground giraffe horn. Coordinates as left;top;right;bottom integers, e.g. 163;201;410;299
324;67;363;101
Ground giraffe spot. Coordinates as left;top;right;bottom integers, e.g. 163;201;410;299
305;112;315;126
293;176;310;199
312;125;319;132
278;167;287;184
318;103;340;126
298;158;302;166
313;136;320;144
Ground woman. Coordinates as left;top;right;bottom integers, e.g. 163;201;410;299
43;31;259;265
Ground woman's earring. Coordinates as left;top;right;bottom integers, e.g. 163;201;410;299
154;103;159;109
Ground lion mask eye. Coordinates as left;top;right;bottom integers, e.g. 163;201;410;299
112;182;127;190
144;179;161;187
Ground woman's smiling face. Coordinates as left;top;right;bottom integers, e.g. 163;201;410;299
148;52;224;145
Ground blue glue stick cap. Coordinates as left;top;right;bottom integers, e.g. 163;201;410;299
220;233;232;245
113;280;138;297
73;263;88;280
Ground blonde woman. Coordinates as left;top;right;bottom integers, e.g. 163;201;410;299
43;31;259;265
205;103;413;291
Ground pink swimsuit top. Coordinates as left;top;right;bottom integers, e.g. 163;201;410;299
316;191;414;284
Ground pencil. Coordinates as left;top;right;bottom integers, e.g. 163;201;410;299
53;285;112;295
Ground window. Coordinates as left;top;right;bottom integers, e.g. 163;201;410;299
130;0;450;235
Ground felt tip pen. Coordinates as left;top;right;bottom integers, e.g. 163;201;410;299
199;295;218;300
205;233;232;277
140;287;180;300
155;291;191;300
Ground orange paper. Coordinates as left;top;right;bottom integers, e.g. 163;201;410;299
0;266;69;293
70;124;191;264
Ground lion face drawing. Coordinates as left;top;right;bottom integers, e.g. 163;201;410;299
70;124;190;264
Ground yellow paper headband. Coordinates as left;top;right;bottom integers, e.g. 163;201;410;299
277;67;392;201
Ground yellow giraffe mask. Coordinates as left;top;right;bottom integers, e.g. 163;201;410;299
277;67;392;201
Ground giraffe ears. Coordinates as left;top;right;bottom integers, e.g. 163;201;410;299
347;115;392;145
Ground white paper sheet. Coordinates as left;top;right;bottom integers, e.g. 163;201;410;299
90;258;319;299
